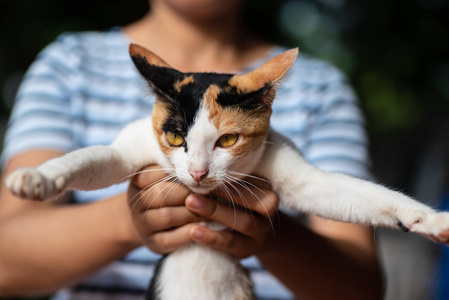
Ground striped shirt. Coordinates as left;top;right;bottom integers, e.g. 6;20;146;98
1;28;370;300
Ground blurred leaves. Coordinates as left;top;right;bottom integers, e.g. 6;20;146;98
277;0;449;135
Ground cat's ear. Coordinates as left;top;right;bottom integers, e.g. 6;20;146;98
129;43;184;99
227;48;298;106
129;43;172;68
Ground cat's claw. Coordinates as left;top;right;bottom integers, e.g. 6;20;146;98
398;210;449;243
6;167;65;201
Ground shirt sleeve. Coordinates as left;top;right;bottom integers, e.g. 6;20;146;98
300;66;372;180
1;34;81;167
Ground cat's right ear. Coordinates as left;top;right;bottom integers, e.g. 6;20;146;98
129;43;183;99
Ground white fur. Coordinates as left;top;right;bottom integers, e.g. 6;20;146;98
170;104;222;194
6;118;159;199
256;129;449;239
6;113;449;300
156;245;252;300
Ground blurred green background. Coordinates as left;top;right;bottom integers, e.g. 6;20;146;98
0;0;448;299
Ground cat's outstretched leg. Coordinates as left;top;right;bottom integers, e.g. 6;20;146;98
6;118;158;201
257;128;449;243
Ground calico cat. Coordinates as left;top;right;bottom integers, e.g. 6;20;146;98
6;44;449;300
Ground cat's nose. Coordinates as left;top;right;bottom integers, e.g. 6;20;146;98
189;169;209;183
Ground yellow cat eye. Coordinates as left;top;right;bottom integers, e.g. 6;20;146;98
165;131;185;147
217;134;239;148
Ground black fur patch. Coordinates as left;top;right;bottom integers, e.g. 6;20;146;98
146;256;167;300
163;72;233;136
131;54;270;135
397;221;410;233
131;56;184;100
216;84;272;110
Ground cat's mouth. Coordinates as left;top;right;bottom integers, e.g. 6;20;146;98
188;182;217;195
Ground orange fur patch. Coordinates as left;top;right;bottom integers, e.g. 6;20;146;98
203;84;221;119
151;102;175;156
129;43;172;68
203;85;272;157
228;48;298;94
173;75;195;93
216;108;271;157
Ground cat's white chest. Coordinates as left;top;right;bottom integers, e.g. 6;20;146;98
156;245;253;300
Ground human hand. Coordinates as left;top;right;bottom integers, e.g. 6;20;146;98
127;165;203;254
185;178;280;259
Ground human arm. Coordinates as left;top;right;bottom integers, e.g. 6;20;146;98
0;156;208;297
257;216;383;300
0;150;143;296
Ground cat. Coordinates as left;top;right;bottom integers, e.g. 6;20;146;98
6;43;449;300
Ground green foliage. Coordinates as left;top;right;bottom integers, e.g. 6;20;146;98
278;0;449;135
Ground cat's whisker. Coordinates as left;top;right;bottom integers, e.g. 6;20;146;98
219;178;239;230
223;176;257;229
227;175;275;233
225;176;258;217
223;176;249;210
140;175;180;219
229;176;279;225
158;178;183;210
228;171;271;184
127;174;178;220
130;173;177;207
117;167;176;184
227;174;278;217
141;174;178;202
228;175;271;200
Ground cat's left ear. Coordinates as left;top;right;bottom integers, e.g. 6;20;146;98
228;48;298;105
129;43;172;69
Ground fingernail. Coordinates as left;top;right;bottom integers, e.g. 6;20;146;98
188;196;204;209
192;228;204;239
199;221;210;227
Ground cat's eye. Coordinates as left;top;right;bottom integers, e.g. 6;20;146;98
165;132;185;147
217;134;239;148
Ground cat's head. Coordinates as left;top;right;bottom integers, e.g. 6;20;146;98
129;44;297;194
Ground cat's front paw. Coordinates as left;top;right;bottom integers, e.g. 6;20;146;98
398;210;449;243
6;168;66;201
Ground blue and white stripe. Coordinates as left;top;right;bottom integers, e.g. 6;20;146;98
1;29;370;300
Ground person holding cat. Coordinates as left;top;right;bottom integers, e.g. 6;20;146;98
0;0;383;299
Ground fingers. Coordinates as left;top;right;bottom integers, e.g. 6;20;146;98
213;180;279;217
188;225;257;259
137;206;203;233
127;165;198;254
150;224;197;254
185;178;280;259
128;167;280;257
128;165;190;210
186;195;276;239
131;165;167;189
128;181;190;210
